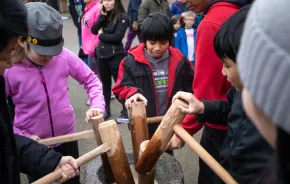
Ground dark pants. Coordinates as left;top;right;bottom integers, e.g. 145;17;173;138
97;54;126;112
28;141;80;184
124;27;142;52
198;126;227;184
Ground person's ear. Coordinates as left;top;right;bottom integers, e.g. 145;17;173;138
18;37;26;48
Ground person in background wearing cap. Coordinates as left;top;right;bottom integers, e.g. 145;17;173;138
4;2;105;183
237;0;290;183
0;0;79;183
167;0;253;183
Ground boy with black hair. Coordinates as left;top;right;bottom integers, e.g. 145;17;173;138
170;0;253;183
113;12;194;138
172;6;273;183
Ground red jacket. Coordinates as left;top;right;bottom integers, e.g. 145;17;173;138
181;2;241;135
113;44;194;137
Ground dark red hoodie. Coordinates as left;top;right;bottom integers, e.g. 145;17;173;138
181;1;251;135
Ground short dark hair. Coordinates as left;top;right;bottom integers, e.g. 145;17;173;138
0;0;28;52
214;5;250;63
142;13;173;43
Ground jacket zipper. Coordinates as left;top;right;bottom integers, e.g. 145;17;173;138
112;45;115;54
229;115;246;151
35;66;56;138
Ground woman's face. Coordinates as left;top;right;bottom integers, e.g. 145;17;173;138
103;0;115;11
242;88;277;148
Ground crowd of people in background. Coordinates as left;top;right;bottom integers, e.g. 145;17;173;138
2;0;290;184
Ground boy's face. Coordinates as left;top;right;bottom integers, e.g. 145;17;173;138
242;88;277;148
221;58;243;91
184;16;195;28
186;0;210;13
146;40;169;58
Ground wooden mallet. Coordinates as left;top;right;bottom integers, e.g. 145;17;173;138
89;114;115;183
38;116;164;146
135;98;187;174
127;101;149;163
98;120;135;184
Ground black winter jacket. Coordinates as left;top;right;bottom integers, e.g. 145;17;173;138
197;87;273;183
91;12;129;59
113;44;194;136
0;76;62;184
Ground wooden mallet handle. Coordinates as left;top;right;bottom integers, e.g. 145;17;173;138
128;101;149;162
99;120;135;184
32;143;111;184
89;114;115;183
38;130;94;146
146;116;163;124
173;125;238;184
135;99;188;175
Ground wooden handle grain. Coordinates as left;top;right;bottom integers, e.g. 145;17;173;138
99;120;135;184
32;143;111;184
89;114;115;183
38;130;95;146
128;101;149;162
135;99;188;174
146;116;163;124
173;125;238;184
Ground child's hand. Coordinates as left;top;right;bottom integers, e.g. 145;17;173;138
166;134;185;150
101;5;107;15
172;91;205;114
55;156;79;183
86;108;103;121
125;93;148;108
30;135;41;141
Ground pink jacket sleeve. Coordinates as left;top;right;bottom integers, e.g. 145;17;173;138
4;72;32;137
65;49;105;113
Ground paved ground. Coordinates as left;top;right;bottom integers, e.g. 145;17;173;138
20;0;202;183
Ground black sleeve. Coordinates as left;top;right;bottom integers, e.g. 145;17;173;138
15;135;62;178
91;14;106;35
196;87;236;125
98;14;129;43
182;59;194;93
112;56;143;100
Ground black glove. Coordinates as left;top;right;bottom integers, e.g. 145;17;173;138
78;48;88;59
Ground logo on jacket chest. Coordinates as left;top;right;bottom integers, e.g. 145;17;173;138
82;16;91;29
153;69;168;89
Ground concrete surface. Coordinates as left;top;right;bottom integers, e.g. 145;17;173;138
20;0;202;183
84;152;183;184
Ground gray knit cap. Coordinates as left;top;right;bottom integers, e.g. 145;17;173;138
237;0;290;133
